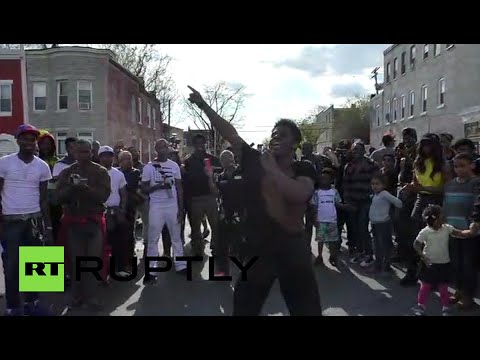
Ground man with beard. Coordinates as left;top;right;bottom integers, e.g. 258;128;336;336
188;86;322;316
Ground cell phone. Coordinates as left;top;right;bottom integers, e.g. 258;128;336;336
204;158;212;170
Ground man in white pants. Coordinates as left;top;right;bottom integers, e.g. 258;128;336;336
142;139;187;284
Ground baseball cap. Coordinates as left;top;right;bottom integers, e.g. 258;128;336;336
98;145;115;156
16;124;40;139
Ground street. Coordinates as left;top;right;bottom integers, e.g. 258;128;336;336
1;223;479;316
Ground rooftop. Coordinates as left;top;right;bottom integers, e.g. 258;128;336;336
383;44;398;56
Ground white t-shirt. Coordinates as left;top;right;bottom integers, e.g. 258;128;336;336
105;167;127;208
0;153;52;215
52;161;71;177
415;224;454;264
142;159;181;208
311;188;341;223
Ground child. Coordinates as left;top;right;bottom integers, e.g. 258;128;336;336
381;153;398;196
369;175;403;272
443;152;480;309
312;168;345;267
412;205;474;316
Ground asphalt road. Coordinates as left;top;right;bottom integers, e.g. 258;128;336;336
1;224;479;316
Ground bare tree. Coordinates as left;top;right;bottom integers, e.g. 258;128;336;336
183;81;247;154
296;105;328;145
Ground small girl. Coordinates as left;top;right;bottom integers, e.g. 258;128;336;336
412;205;474;316
312;168;346;267
369;175;403;272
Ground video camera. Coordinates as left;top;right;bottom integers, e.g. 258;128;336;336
152;163;173;189
69;173;88;186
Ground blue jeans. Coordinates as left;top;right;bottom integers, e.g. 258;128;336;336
346;201;372;255
1;219;43;310
372;221;393;269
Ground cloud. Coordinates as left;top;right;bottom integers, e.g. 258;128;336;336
276;44;389;77
330;82;369;98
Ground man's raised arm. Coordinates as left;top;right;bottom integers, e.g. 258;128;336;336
187;86;244;148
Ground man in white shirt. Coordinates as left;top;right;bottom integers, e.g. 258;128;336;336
0;124;53;316
98;146;129;277
52;137;78;179
142;139;187;283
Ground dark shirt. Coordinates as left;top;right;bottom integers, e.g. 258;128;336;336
240;142;316;240
56;161;111;217
343;157;379;204
184;152;221;198
217;166;246;220
133;161;145;173
120;167;142;212
300;154;335;174
381;167;398;195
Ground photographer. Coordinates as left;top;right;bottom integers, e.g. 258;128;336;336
142;139;187;284
98;146;129;277
56;140;111;311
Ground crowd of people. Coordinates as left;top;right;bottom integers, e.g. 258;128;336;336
1;86;480;317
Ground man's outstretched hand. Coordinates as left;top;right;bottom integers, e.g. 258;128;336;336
187;86;206;108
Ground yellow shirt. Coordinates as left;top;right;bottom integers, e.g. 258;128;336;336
415;158;443;192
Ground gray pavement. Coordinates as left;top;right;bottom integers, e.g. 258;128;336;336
1;225;480;316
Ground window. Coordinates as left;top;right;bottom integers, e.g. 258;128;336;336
393;98;397;121
138;98;142;124
152;109;156;129
401;52;406;74
393;58;398;79
438;78;445;105
401;95;406;119
33;82;47;111
376;105;380;127
147;103;152;128
434;44;441;56
385;100;391;123
386;62;391;83
423;44;429;59
0;81;13;116
409;91;415;116
56;132;68;156
131;96;136;122
77;81;92;110
446;44;454;49
57;80;68;110
410;45;416;69
77;132;93;144
421;85;428;112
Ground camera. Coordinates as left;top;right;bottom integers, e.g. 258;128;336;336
69;173;88;186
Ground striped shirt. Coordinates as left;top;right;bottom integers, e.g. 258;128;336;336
443;177;480;230
343;157;379;204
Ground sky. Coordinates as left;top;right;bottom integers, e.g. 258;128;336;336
158;44;389;145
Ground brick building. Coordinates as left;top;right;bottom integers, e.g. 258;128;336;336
25;46;162;161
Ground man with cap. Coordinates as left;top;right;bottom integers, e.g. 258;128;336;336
56;139;111;311
98;146;129;277
0;124;53;316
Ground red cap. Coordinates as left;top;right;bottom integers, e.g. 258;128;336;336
16;124;40;139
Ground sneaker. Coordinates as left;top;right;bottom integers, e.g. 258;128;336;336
350;256;362;264
24;301;54;316
115;270;132;278
442;306;452;316
412;304;426;316
360;256;375;268
329;257;339;268
449;292;461;305
4;308;24;316
143;275;158;285
400;274;418;287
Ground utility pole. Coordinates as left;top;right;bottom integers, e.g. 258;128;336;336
371;67;380;95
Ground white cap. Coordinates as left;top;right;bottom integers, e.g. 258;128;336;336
98;145;114;156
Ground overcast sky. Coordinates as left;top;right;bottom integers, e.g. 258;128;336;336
159;44;388;145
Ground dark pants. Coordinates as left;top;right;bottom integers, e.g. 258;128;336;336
67;221;103;303
336;208;346;249
162;225;172;255
451;236;478;299
124;209;137;266
1;218;43;310
345;201;372;255
215;218;244;273
233;231;322;316
395;187;416;259
107;218;129;272
304;204;315;253
190;195;219;252
372;221;393;269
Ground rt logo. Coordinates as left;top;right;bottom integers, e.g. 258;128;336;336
19;246;64;292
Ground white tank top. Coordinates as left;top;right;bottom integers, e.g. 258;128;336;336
314;188;338;223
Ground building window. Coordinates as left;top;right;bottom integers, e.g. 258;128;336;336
33;82;47;111
386;62;391;83
386;100;390;123
152;109;156;130
410;45;416;69
77;81;92;111
393;58;398;79
131;96;136;123
409;91;415;117
376;105;380;127
401;95;406;119
0;80;13;116
57;80;68;110
401;52;406;74
421;85;428;112
138;98;142;124
56;132;68;156
438;78;445;105
393;98;397;121
446;44;454;50
147;103;152;128
423;44;429;59
77;132;93;144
